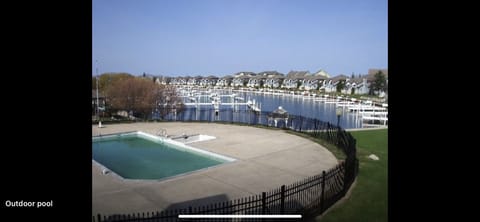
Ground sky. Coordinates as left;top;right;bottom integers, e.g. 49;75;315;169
92;0;387;77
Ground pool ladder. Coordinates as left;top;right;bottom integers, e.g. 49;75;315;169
157;128;167;138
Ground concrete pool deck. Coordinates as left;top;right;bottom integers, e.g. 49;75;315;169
92;122;338;216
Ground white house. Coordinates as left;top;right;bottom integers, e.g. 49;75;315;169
324;75;348;93
282;71;309;89
259;71;284;88
216;75;233;87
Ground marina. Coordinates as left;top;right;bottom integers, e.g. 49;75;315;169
173;87;388;129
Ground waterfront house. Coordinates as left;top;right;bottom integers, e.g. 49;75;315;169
199;75;219;87
324;75;348;93
282;71;309;89
170;76;187;85
232;72;255;87
216;75;233;87
258;71;285;88
187;76;202;86
264;75;285;88
155;76;171;85
247;75;267;88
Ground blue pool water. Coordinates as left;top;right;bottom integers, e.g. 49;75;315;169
92;132;232;180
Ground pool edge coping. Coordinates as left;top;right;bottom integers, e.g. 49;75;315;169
92;131;238;182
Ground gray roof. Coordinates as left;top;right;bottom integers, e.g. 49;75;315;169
286;71;310;78
349;78;364;84
237;75;250;80
206;75;219;79
257;71;285;77
254;75;267;80
312;70;331;78
330;75;348;81
269;106;289;118
305;75;327;81
233;72;256;77
273;106;288;114
220;75;233;79
272;75;286;79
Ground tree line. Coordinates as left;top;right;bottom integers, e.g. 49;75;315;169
92;73;183;120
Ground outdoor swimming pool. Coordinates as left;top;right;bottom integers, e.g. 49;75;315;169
92;132;235;180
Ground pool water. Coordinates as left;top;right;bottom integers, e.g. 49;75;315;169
92;132;232;180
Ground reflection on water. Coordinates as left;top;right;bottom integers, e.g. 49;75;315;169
169;90;365;129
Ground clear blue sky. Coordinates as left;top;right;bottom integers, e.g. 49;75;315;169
93;0;387;77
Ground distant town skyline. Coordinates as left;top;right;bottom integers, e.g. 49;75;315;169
93;0;387;77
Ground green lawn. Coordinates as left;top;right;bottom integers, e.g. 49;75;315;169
314;128;388;222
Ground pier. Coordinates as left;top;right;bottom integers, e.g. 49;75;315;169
176;87;387;128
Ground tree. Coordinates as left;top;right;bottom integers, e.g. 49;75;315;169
92;77;97;89
106;76;182;120
156;85;184;119
93;72;134;92
369;71;387;95
278;78;284;88
336;80;345;93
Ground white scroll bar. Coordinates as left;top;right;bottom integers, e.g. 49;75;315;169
179;215;302;218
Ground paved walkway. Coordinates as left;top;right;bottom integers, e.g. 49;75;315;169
92;122;338;216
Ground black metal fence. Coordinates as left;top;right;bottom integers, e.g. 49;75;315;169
94;109;358;222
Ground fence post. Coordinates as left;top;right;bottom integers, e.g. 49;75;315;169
262;192;266;214
281;185;285;214
343;160;349;196
339;127;343;145
320;171;326;214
